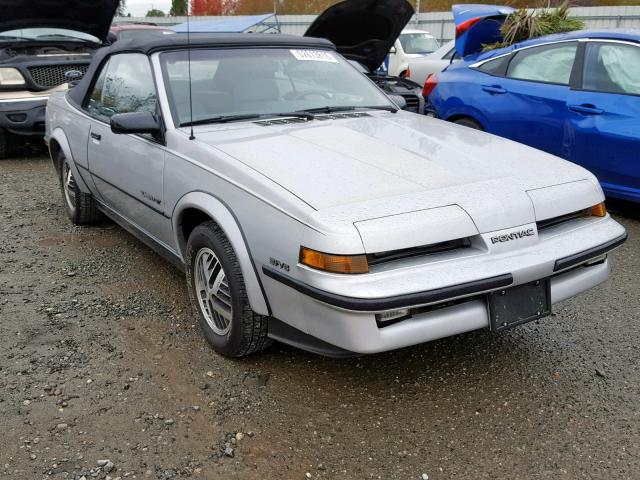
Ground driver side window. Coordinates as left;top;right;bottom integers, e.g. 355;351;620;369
87;53;158;120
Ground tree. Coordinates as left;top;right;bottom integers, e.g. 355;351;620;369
116;0;127;16
191;0;234;15
234;0;274;14
169;0;188;16
146;8;166;16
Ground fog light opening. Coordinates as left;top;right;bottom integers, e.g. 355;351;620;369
585;254;607;267
376;308;411;326
7;113;27;123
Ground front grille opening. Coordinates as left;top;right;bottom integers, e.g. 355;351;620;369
376;294;482;328
537;208;590;231
367;237;472;267
28;64;89;88
401;94;420;113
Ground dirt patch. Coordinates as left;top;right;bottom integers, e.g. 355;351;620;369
1;156;639;480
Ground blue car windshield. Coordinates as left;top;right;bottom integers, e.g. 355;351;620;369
160;48;395;125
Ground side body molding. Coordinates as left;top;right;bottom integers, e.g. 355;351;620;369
49;127;91;193
172;191;270;316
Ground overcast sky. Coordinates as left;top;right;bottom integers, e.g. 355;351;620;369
125;0;173;16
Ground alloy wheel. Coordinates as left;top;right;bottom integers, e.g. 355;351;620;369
63;162;77;214
194;248;233;335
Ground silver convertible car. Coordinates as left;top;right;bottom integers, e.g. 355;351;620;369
46;33;627;357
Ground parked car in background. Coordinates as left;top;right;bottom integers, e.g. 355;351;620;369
406;40;458;89
0;0;116;157
108;23;175;44
46;32;626;358
428;5;640;203
386;29;440;77
305;0;424;114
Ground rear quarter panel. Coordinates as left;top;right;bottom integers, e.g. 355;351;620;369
430;66;492;129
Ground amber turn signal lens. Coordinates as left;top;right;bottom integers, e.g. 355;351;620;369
589;202;607;217
300;247;369;274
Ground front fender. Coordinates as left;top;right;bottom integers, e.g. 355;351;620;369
173;192;270;316
49;127;91;193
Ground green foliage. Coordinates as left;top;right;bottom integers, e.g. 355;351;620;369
146;8;166;17
483;2;585;51
169;0;188;16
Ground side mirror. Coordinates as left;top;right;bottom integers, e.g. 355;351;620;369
389;46;397;55
388;94;407;110
110;111;161;135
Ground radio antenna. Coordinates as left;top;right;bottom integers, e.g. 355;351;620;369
187;0;195;140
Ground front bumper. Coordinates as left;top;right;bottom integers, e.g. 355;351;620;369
0;86;66;136
262;216;626;355
0;96;48;135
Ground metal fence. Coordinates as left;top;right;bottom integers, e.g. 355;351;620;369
117;6;640;44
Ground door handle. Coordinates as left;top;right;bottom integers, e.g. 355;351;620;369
481;85;507;94
568;104;604;115
90;132;102;141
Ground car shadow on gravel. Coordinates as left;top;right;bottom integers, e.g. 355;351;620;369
1;135;48;159
255;321;558;391
607;198;640;221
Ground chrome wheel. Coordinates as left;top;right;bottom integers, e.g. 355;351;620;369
194;248;233;335
62;162;77;214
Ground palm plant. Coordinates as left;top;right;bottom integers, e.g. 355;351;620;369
483;1;585;51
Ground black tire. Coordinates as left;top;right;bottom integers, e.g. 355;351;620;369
452;117;484;131
186;221;271;357
0;129;7;159
58;151;101;225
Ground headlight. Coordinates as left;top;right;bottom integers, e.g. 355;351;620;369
0;68;26;86
300;246;369;274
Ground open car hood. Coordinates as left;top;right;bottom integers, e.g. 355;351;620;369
0;0;119;43
453;4;515;57
305;0;414;72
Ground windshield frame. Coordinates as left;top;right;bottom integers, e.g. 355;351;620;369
158;46;396;128
0;28;100;44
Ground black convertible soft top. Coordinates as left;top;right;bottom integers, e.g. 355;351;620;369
68;33;336;106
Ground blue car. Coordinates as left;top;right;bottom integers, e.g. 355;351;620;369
427;5;640;203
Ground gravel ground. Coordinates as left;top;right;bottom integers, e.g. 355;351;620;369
1;148;639;480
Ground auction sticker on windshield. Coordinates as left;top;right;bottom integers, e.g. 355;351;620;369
290;49;338;62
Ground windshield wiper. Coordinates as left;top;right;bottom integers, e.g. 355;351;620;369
181;111;315;127
181;114;261;127
0;35;27;41
299;105;398;114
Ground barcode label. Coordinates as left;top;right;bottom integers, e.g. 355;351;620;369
290;49;338;63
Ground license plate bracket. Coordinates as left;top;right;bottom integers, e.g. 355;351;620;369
489;279;551;332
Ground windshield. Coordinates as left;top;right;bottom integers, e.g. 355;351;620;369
160;48;395;126
0;28;99;43
399;33;440;54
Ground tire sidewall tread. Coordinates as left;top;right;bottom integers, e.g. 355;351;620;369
186;221;271;358
58;152;101;225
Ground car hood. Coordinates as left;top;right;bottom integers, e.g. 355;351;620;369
193;113;602;236
453;4;514;57
0;0;119;42
305;0;414;72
